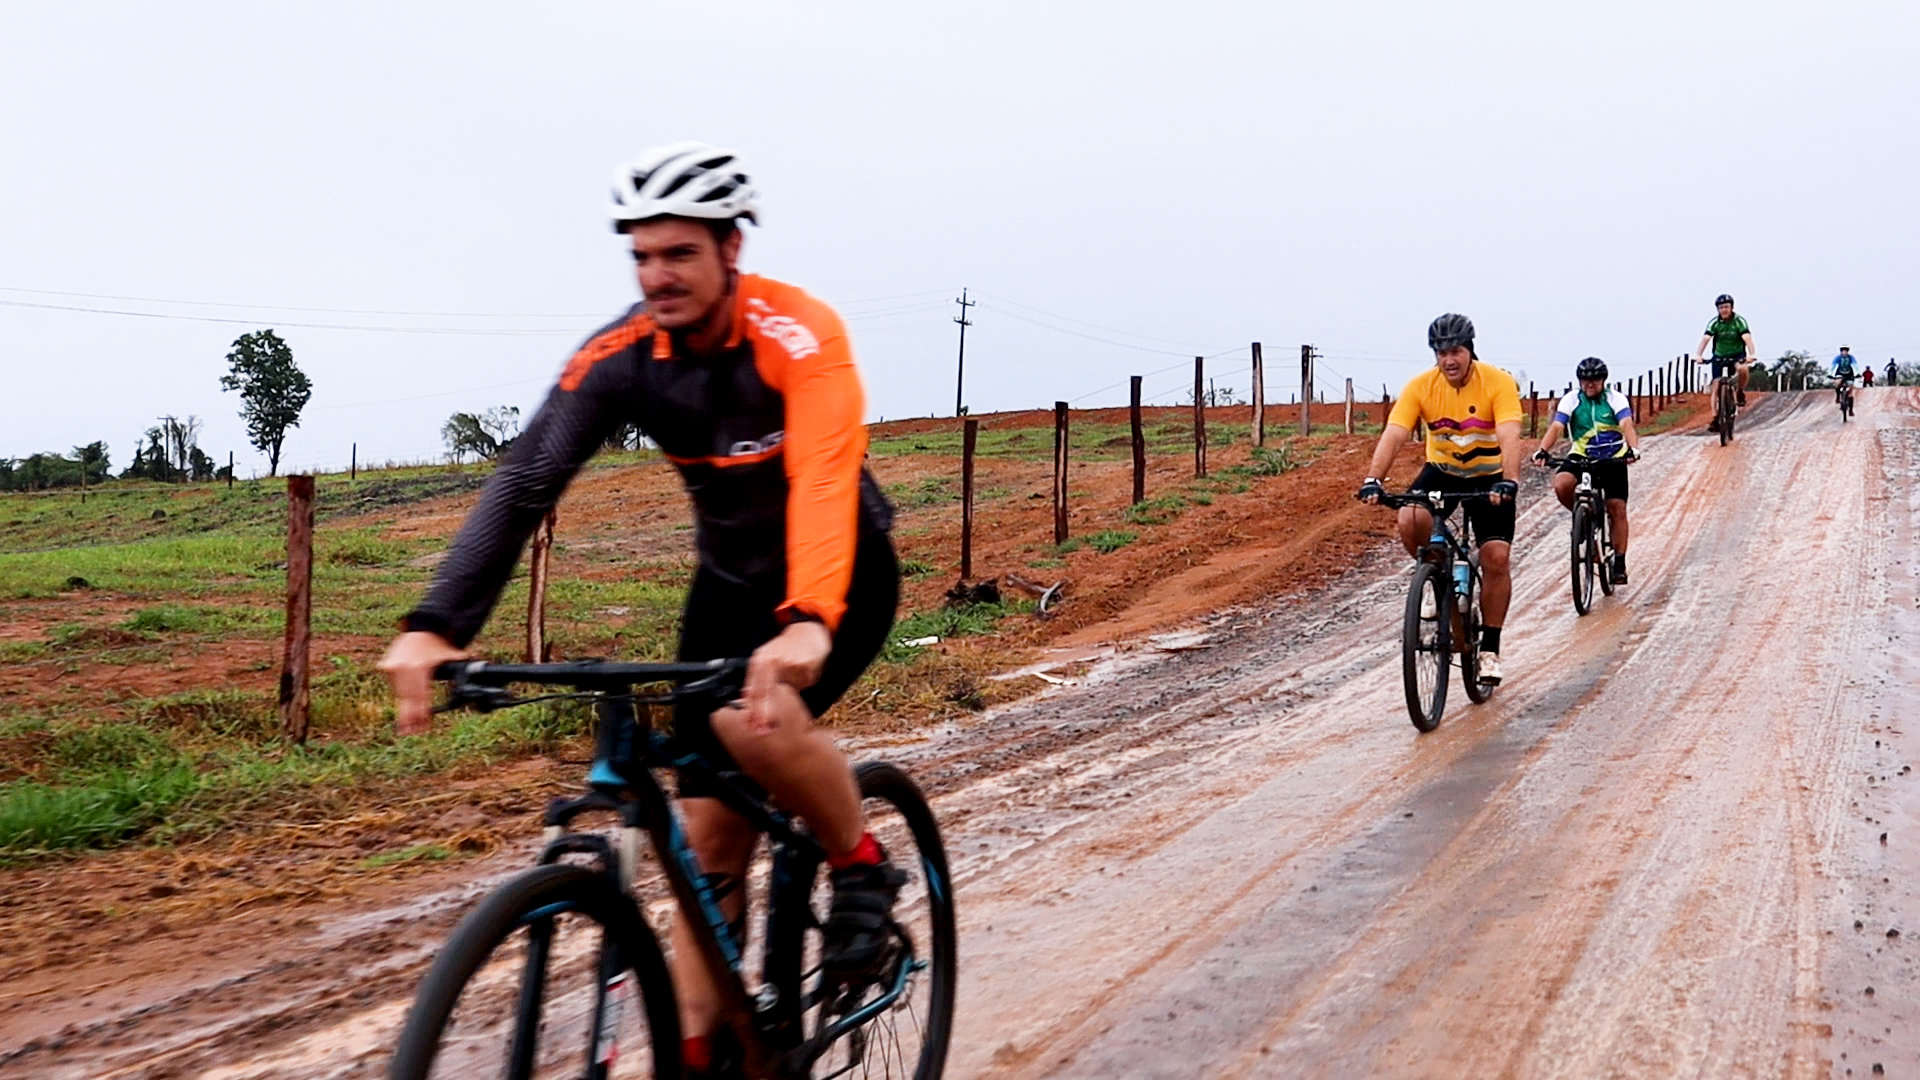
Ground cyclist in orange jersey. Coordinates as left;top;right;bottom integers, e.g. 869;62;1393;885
379;144;903;1078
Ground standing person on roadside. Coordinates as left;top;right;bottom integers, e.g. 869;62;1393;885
1356;314;1524;684
377;143;906;1079
1693;293;1756;426
1863;364;1876;388
1531;357;1641;582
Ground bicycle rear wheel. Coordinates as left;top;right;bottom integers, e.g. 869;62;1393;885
1402;562;1450;732
772;761;956;1080
388;863;678;1080
1719;383;1735;444
1570;504;1594;616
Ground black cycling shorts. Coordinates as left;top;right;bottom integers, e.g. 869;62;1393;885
1557;459;1630;503
673;529;899;799
1407;464;1516;546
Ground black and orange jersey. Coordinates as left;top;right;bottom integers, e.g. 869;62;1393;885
405;274;892;646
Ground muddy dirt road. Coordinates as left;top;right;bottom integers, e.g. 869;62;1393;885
5;388;1916;1077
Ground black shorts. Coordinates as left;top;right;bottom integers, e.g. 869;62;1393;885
1709;357;1745;377
1407;464;1516;546
1557;459;1630;503
673;529;899;799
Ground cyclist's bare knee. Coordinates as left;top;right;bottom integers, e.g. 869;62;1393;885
1479;540;1512;578
1396;506;1432;554
1551;473;1576;507
711;689;814;773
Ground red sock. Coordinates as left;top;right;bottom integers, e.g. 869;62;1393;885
683;1035;712;1072
828;832;882;870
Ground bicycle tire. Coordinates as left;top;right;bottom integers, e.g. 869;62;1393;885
771;761;957;1080
1461;555;1491;705
388;863;680;1080
1719;384;1735;445
1402;561;1450;732
1595;503;1615;597
1570;503;1594;616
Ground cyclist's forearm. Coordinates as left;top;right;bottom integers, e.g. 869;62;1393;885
1742;332;1756;360
1537;421;1566;454
1694;335;1711;360
407;389;612;645
1496;421;1523;479
1366;424;1412;479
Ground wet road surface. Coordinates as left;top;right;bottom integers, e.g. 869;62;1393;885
4;389;1916;1077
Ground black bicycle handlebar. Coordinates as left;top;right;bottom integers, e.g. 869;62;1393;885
434;658;749;713
1373;490;1497;510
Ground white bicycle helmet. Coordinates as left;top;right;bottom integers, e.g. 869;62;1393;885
610;142;759;232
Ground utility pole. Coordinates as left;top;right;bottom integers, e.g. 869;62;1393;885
952;289;976;417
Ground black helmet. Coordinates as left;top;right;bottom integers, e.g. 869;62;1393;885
1576;357;1609;382
1715;293;1735;307
1428;313;1475;353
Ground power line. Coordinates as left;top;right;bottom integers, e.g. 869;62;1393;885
0;284;602;319
0;297;584;335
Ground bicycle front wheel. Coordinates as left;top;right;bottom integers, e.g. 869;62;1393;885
1460;556;1492;705
1595;507;1616;597
1719;386;1736;444
1570;504;1594;616
1402;561;1451;732
388;863;679;1080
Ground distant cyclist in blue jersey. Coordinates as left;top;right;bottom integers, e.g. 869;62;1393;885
1532;357;1641;582
1831;346;1859;404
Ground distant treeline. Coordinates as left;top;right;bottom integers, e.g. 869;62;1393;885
2;419;231;492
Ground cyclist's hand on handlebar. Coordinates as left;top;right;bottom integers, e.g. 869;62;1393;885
379;631;468;736
743;621;832;734
1625;447;1641;464
1530;449;1550;467
1489;478;1519;506
1356;478;1386;504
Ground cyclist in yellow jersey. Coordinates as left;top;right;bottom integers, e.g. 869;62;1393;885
1358;314;1524;684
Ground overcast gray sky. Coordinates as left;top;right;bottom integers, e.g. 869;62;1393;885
4;1;1915;476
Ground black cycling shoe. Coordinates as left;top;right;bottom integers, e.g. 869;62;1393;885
1736;390;1747;407
822;855;908;978
1610;553;1628;584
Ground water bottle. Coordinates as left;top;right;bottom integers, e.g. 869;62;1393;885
1452;561;1470;597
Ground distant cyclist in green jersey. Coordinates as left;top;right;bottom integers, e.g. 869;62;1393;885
1693;293;1756;421
1532;357;1641;582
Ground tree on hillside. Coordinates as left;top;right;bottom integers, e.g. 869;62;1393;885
442;406;521;462
0;443;109;491
220;330;312;476
1760;350;1819;391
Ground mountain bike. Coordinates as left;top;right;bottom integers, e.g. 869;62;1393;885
1539;454;1620;615
1375;492;1495;732
1836;376;1856;422
387;658;956;1080
1699;357;1741;445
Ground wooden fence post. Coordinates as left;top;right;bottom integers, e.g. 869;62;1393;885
1528;382;1539;437
1251;342;1265;447
960;418;978;578
1192;357;1207;478
1130;376;1145;504
350;442;357;481
526;508;555;662
227;451;234;490
1344;378;1355;434
1299;345;1314;437
1052;401;1070;543
279;475;315;744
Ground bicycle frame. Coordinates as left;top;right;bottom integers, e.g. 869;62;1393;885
1380;490;1485;647
437;659;919;1077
